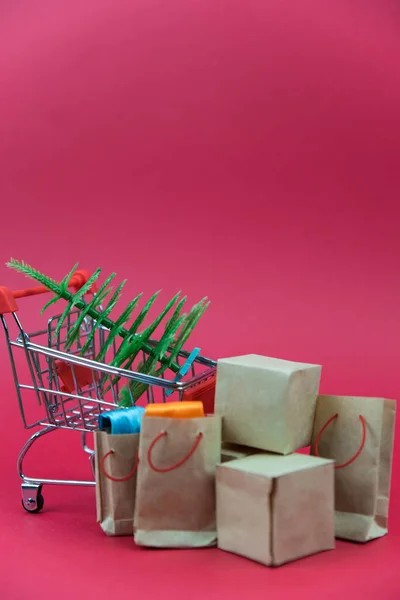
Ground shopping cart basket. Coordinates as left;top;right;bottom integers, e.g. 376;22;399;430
0;271;216;513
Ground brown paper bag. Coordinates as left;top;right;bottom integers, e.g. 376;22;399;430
311;395;396;542
134;415;221;548
215;354;321;454
217;453;335;566
94;431;140;536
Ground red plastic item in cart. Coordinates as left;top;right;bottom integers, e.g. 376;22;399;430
55;360;96;393
182;373;216;414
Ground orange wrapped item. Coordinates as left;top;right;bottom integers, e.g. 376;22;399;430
145;401;204;419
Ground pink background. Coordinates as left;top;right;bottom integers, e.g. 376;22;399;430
1;0;400;598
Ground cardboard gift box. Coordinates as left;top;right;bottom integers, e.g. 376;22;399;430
216;453;335;566
215;354;321;454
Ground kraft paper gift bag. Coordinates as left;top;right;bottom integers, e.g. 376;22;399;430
94;431;140;536
311;395;396;542
217;453;335;566
215;354;322;454
134;414;221;548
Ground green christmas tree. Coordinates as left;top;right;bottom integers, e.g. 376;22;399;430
7;259;209;406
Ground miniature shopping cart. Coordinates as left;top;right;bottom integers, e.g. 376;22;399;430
0;271;216;513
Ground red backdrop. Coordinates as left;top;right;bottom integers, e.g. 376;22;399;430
1;1;400;598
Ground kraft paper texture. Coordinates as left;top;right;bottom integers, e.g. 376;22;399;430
94;430;140;536
311;395;396;542
134;415;222;548
216;453;335;566
215;354;321;454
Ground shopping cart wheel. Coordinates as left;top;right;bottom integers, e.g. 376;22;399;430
21;483;44;513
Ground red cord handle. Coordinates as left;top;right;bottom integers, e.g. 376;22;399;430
100;449;139;482
147;431;203;473
313;413;367;469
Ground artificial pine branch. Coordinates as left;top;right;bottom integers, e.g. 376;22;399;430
64;274;116;349
7;260;209;389
101;295;189;396
117;297;209;406
110;292;182;368
7;259;181;372
118;311;187;407
169;298;210;364
53;269;103;341
114;296;188;403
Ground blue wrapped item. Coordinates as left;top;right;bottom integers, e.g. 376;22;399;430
98;406;145;435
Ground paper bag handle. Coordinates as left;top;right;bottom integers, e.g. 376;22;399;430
313;413;367;469
100;449;139;482
147;431;203;473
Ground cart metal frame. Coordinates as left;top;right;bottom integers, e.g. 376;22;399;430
0;271;216;512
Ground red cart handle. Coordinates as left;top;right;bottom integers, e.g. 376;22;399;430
0;269;95;314
313;413;367;469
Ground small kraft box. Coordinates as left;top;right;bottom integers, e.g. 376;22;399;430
215;354;322;454
216;453;335;566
